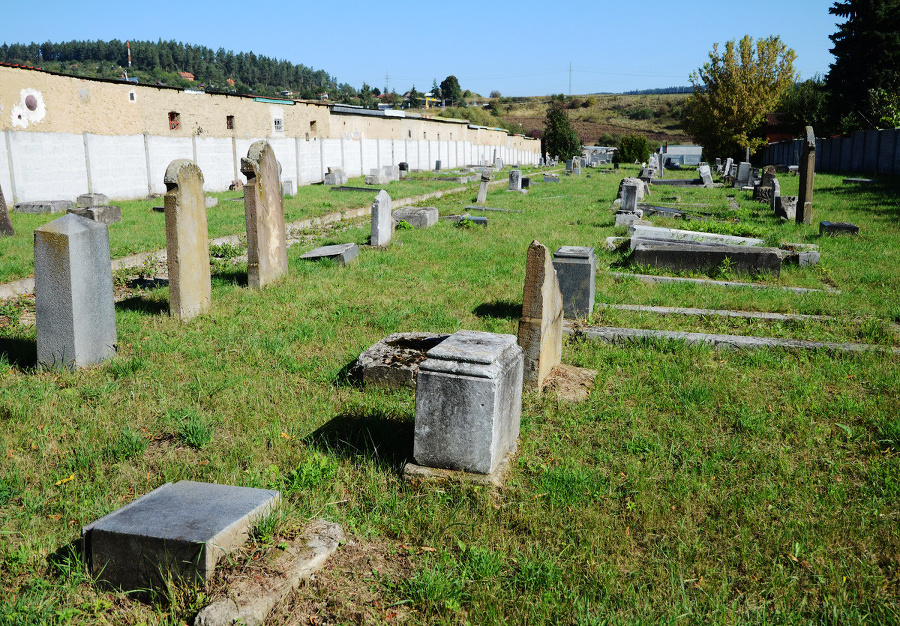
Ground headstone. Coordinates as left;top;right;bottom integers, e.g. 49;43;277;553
324;167;348;185
476;171;492;204
163;160;211;321
615;211;645;227
352;332;450;389
508;169;522;191
14;200;74;214
398;162;409;180
413;330;523;475
34;213;117;369
241;141;288;288
631;242;782;277
82;481;279;592
282;178;295;196
573;166;581;176
543;175;559;183
774;195;797;221
435;160;441;171
365;169;390;185
67;206;121;225
552;246;596;319
392;206;438;228
205;196;218;209
819;221;859;236
370;189;392;246
300;243;359;265
723;158;733;179
517;241;563;389
77;193;110;208
566;159;574;173
698;164;713;187
0;184;12;236
734;162;752;188
797;126;816;225
628;225;764;248
383;165;400;182
494;158;503;170
621;183;639;213
522;177;530;189
446;213;488;227
617;177;646;202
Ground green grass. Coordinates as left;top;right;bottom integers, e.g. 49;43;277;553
0;164;899;623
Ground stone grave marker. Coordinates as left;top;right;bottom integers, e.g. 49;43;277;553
621;183;639;213
77;192;110;207
543;174;559;183
435;160;441;171
398;162;409;179
392;206;438;228
508;169;522;191
82;481;279;593
15;200;74;214
552;246;596;319
300;243;359;265
0;184;14;236
413;330;523;475
352;332;449;389
370;189;392;246
797;126;816;225
698;164;713;187
517;241;563;389
365;168;390;185
820;221;859;236
476;171;492;204
522;177;530;189
34;213;117;369
323;167;348;185
164;160;211;320
774;195;797;221
241;141;288;288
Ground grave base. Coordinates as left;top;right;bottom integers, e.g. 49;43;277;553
402;444;516;488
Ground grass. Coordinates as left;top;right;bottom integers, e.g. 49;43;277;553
0;164;899;623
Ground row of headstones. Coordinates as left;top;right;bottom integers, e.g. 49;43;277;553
0;188;123;239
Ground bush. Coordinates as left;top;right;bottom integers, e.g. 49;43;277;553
618;134;651;163
628;107;654;120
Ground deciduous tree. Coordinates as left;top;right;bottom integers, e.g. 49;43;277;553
543;102;581;160
440;75;464;107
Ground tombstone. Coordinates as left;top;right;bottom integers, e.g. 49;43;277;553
522;177;531;189
300;243;359;265
517;241;563;389
734;162;752;188
370;189;392;246
774;195;797;221
323;167;348;185
573;165;581;176
392;206;438;229
797;126;816;225
413;330;523;475
82;481;279;592
0;184;12;236
494;158;503;170
282;179;295;196
617;177;646;202
820;221;859;236
543;175;559;183
435;160;442;171
508;169;522;191
205;197;218;209
566;159;574;173
723;158;734;179
365;168;390;185
621;183;640;213
34;213;117;370
241;141;288;289
164;160;211;320
552;246;596;319
352;332;450;389
76;193;110;208
476;171;492;204
398;162;409;180
698;164;714;187
15;200;74;214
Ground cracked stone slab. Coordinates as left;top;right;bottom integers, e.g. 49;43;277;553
350;332;450;389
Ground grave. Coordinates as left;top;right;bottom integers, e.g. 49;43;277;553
206;197;219;209
14;199;74;214
617;177;647;201
522;177;530;189
820;221;859;236
476;171;492;204
65;206;122;225
615;210;646;227
517;241;563;389
797;126;816;225
509;169;522;191
324;167;348;185
552;246;596;319
242;141;288;288
631;242;782;277
299;243;359;265
444;213;488;227
698;164;714;187
435;160;441;171
370;189;392;246
34;213;117;369
629;225;764;248
164;160;211;320
365;169;390;185
385;165;401;181
733;162;752;188
843;177;875;184
351;332;450;389
0;184;12;236
77;192;110;207
412;330;523;475
573;165;581;176
398;162;409;179
621;183;640;213
566;159;574;173
82;481;280;593
543;175;560;183
282;179;295;196
774;195;797;221
392;206;438;229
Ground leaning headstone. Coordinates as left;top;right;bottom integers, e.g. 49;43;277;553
508;169;522;191
300;243;359;265
476;171;492;204
76;193;109;208
82;481;279;593
698;164;714;187
34;213;117;369
797;126;816;225
370;190;392;246
621;183;640;213
67;206;121;225
517;241;563;389
164;160;211;320
820;221;859;236
552;246;596;319
723;158;734;179
241;141;288;289
413;330;523;475
392;206;438;228
0;184;15;236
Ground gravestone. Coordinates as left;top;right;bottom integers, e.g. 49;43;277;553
0;184;15;236
370;189;392;246
522;177;530;189
573;165;581;176
413;330;523;475
34;213;117;369
164;160;211;321
384;165;400;181
552;246;596;319
77;193;110;207
517;241;563;389
435;160;441;171
398;162;409;179
205;197;218;208
621;183;640;213
82;481;279;592
352;332;450;389
365;169;390;185
698;164;713;187
241;141;288;289
300;243;359;265
774;195;797;221
282;179;295;196
631;242;782;277
508;169;522;191
494;158;503;170
323;167;348;185
734;162;752;188
392;206;438;228
797;126;815;225
566;159;574;173
723;158;733;179
617;177;647;202
543;175;559;183
820;221;859;236
476;171;492;204
15;200;74;214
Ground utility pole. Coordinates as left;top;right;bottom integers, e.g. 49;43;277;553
568;62;572;95
385;72;390;94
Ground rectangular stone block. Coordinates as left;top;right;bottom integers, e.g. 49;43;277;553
77;193;110;207
35;213;117;369
371;189;392;246
621;183;639;212
552;246;596;319
66;206;122;225
414;330;523;475
299;242;359;265
631;242;782;277
165;160;211;321
392;206;438;228
628;225;764;248
819;221;859;236
15;200;74;214
82;481;279;592
508;170;522;191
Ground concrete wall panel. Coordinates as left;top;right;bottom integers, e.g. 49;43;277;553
86;133;149;199
147;136;194;195
299;139;322;184
10;131;88;202
193;137;235;193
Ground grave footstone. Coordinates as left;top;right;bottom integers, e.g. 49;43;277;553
543;175;559;183
517;241;563;389
34;213;117;369
82;481;279;592
300;243;359;265
241;141;288;288
392;206;438;228
820;221;859;236
77;193;109;208
206;197;218;209
508;170;522;191
164;160;211;321
413;330;523;475
552;246;596;319
0;184;15;236
370;190;392;246
797;126;815;225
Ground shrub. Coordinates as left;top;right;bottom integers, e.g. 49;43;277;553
618;134;651;163
628;107;654;120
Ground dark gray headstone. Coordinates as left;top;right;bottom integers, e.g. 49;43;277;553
300;242;359;265
819;221;859;236
631;242;782;277
552;246;596;319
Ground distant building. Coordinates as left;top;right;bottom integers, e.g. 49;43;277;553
177;72;194;82
659;145;703;166
318;92;328;100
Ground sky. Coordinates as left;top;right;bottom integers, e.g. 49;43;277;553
7;0;839;97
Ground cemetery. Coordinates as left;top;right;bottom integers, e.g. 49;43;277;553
0;143;899;623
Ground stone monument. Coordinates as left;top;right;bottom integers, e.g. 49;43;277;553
797;125;816;225
241;141;288;288
370;189;392;246
517;241;563;389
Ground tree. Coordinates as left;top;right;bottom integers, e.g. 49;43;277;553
430;78;441;101
826;0;900;130
490;90;501;99
543;101;581;160
777;75;830;135
683;35;796;159
407;85;421;109
617;135;650;163
440;75;464;107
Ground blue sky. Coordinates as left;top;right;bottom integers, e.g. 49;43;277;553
9;0;838;96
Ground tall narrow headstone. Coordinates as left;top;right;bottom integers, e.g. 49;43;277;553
508;169;522;191
796;126;816;225
517;241;563;389
476;171;492;204
370;189;392;246
34;213;117;369
621;183;639;212
241;141;288;288
0;184;13;236
164;160;211;320
552;246;596;319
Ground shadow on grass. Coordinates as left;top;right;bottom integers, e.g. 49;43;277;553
211;268;248;287
305;411;413;470
115;295;169;316
46;539;82;579
472;300;521;320
0;337;37;370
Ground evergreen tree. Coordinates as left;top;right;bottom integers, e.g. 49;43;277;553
543;101;581;160
440;75;464;107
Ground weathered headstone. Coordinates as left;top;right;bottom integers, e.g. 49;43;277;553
552;246;596;319
698;164;714;187
164;159;211;320
392;206;438;228
820;221;859;236
34;213;117;369
508;169;522;191
621;183;639;213
0;184;14;236
398;162;409;180
573;165;581;176
67;206;121;225
82;481;279;592
15;200;74;214
241;141;288;289
617;177;647;202
565;159;574;173
370;189;392;246
352;332;450;389
323;167;348;185
734;162;752;188
299;243;359;265
435;160;442;171
797;126;816;225
723;158;734;179
476;171;492;204
517;241;563;389
543;174;559;183
76;192;110;207
774;195;797;221
413;330;523;475
365;169;390;185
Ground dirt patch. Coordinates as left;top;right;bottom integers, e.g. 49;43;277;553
543;364;597;403
503;115;688;144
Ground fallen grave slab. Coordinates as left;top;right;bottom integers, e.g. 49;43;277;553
594;304;834;323
443;213;488;227
66;206;122;225
299;243;359;265
464;205;522;213
15;200;74;214
820;221;859;236
609;271;837;293
82;481;280;592
330;186;379;193
631;242;782;276
392;206;438;228
629;225;764;248
651;178;705;187
843;178;875;184
350;332;450;389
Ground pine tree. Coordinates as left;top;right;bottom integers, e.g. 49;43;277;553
543;102;581;160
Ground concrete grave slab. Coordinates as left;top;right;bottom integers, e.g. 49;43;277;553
15;200;74;214
631;242;782;277
299;243;359;265
392;206;438;228
820;221;859;236
628;225;764;248
76;193;110;207
351;332;450;389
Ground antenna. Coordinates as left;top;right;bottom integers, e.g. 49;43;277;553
385;72;390;93
568;62;572;95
